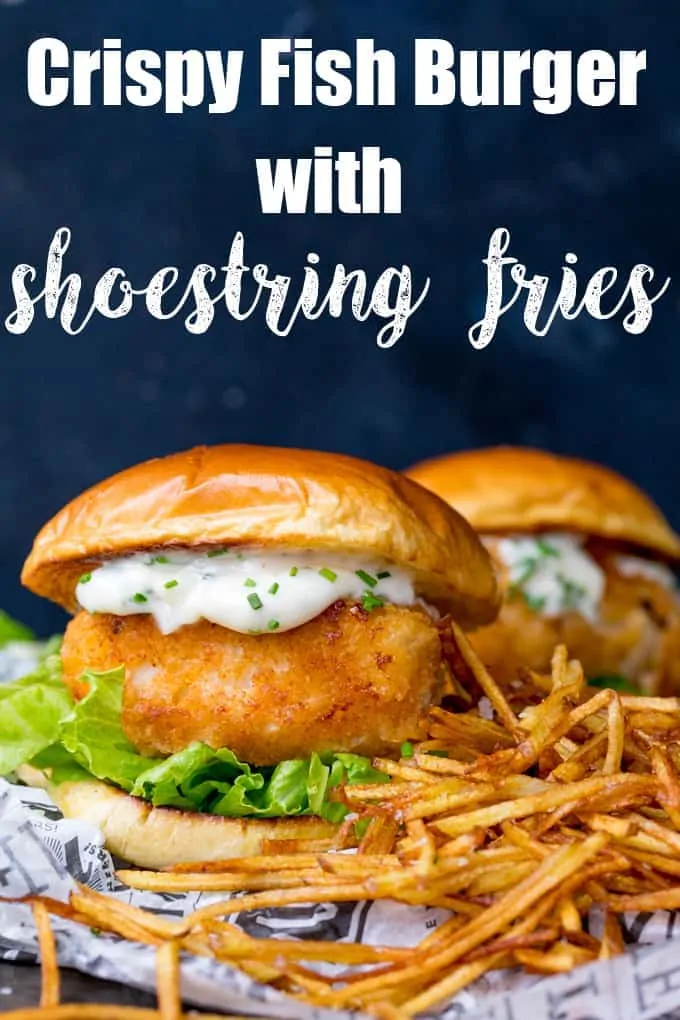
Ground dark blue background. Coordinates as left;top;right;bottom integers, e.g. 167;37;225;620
1;0;678;634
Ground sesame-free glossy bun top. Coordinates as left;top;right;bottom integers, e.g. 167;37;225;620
406;446;680;561
22;444;499;628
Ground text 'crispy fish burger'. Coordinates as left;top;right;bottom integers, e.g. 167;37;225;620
12;445;498;867
407;446;680;695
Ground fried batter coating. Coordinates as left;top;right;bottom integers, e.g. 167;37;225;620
471;550;680;694
61;601;446;764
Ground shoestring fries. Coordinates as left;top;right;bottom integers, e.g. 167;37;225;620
10;905;265;1020
10;631;680;1018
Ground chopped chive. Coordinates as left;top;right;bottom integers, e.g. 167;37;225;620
377;570;391;580
589;674;640;694
524;593;547;612
356;569;378;588
319;567;337;583
164;580;179;590
536;538;559;558
207;549;227;558
514;556;539;588
247;593;263;611
268;582;280;595
153;555;170;565
132;593;148;604
400;741;414;758
289;566;299;577
268;619;280;631
361;591;384;613
79;573;92;585
244;578;257;587
556;573;587;610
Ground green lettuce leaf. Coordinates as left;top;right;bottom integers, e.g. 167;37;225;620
0;654;72;775
0;610;35;647
0;661;388;820
588;674;640;694
60;667;164;791
31;744;92;785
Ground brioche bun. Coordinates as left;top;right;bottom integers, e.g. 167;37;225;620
407;446;680;560
17;765;338;869
22;444;498;628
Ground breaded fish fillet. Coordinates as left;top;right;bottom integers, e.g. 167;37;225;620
61;600;446;764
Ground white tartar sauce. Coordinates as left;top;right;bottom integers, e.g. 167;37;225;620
75;548;418;636
614;555;677;591
493;533;605;622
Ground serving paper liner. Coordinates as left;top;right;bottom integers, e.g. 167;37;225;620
2;779;680;1020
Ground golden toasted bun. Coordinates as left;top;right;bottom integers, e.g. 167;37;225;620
407;446;680;561
22;444;498;628
17;765;338;869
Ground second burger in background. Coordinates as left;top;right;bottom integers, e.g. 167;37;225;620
407;446;680;694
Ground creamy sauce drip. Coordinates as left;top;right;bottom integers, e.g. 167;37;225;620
76;548;419;635
493;533;605;622
614;554;677;591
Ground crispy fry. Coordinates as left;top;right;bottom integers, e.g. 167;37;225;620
317;854;401;877
428;707;515;750
368;1005;411;1020
603;694;625;775
603;888;680;911
450;620;521;736
549;729;608;781
463;926;560;962
514;943;596;974
621;696;680;712
633;813;680;853
70;886;183;941
359;814;400;855
371;758;441;784
168;853;327;874
581;813;633;839
32;901;60;1008
180;881;377;930
400;954;507;1018
557;898;582;934
621;847;680;877
433;774;655;838
402;774;548;823
201;923;410;964
117;870;329;893
0;1010;270;1020
259;837;337;853
650;744;680;828
500;821;551;859
600;911;625;959
0;1011;164;1020
156;941;181;1020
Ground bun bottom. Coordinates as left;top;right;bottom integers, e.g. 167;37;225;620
16;765;339;869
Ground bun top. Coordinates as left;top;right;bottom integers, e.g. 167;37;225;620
407;445;680;561
22;444;499;628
